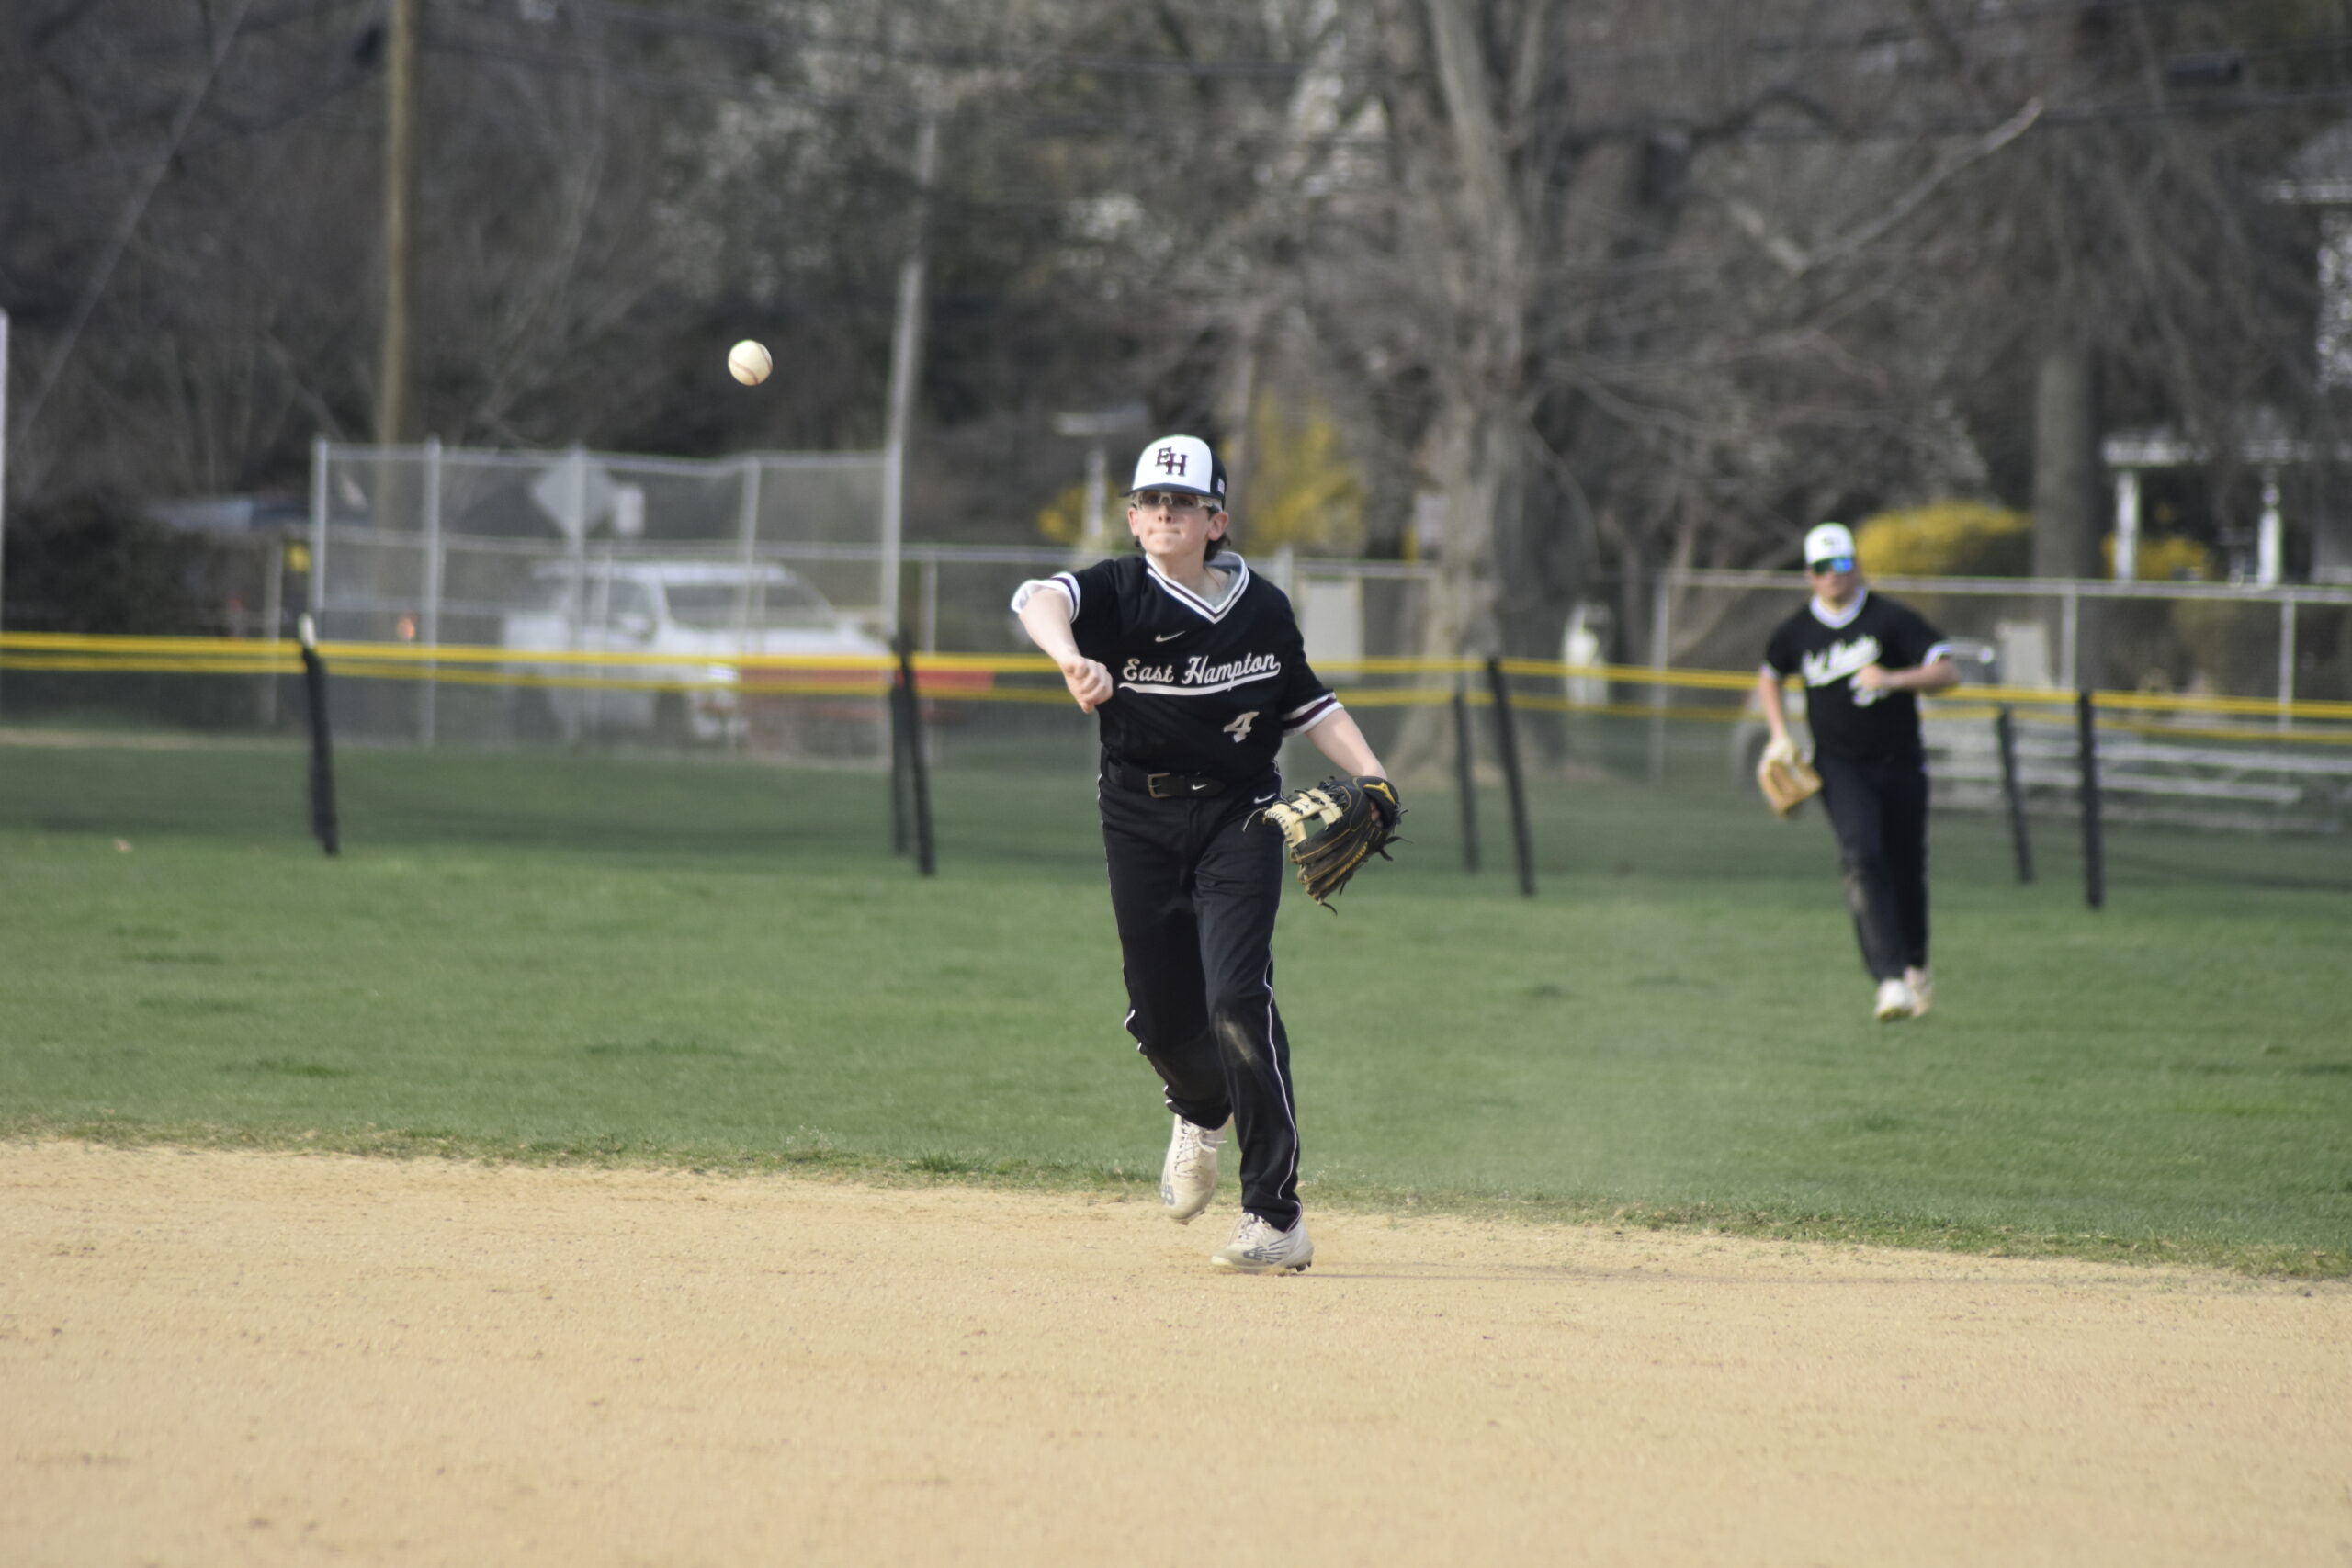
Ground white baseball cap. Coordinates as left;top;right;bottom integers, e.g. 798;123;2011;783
1126;434;1227;505
1804;522;1858;567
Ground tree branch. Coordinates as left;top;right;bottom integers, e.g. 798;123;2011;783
1721;96;2043;278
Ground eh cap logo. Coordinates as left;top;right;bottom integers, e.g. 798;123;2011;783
1127;435;1227;506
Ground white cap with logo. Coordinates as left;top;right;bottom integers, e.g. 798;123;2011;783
1127;434;1227;506
1804;522;1858;567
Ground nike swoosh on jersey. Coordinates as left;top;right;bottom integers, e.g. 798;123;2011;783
1154;631;1185;641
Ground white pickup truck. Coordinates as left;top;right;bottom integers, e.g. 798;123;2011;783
499;559;889;745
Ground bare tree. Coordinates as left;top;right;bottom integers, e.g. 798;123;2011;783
3;0;2338;668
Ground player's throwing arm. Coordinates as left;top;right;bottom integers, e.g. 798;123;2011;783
1017;594;1114;712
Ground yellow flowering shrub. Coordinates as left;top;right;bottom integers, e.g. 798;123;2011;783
1035;387;1366;554
1035;485;1085;544
1852;502;2032;577
1242;389;1365;555
2102;534;2213;581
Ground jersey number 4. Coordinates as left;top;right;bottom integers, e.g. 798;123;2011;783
1222;711;1259;742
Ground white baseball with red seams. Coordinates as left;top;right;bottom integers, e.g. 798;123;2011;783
726;340;771;385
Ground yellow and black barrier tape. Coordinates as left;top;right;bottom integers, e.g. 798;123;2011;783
6;632;2352;736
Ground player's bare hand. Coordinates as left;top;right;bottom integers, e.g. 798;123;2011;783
1059;656;1114;712
1854;663;1890;692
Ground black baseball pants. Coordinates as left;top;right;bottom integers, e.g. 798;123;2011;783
1815;752;1931;982
1098;771;1301;1231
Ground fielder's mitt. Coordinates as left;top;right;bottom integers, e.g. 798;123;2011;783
1260;776;1402;908
1757;739;1823;819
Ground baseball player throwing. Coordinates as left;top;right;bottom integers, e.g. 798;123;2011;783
1758;523;1961;1021
1012;434;1391;1272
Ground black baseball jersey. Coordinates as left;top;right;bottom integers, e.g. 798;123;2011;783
1014;553;1340;783
1763;590;1952;764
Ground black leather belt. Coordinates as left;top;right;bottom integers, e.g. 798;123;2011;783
1104;761;1227;799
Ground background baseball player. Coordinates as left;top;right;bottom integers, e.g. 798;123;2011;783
1758;523;1961;1021
1011;434;1393;1273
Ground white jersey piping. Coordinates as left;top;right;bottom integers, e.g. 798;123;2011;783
1146;554;1251;622
1008;572;1080;618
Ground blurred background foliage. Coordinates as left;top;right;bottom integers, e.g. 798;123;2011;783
1855;502;2034;578
4;0;2349;661
1235;388;1366;558
2103;535;2218;582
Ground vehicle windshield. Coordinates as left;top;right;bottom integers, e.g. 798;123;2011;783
665;581;831;628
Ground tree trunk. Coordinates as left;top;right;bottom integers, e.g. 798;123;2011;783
1388;0;1532;782
2032;344;2101;687
2032;346;2101;580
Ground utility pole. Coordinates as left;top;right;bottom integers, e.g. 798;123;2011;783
377;0;420;444
878;106;940;638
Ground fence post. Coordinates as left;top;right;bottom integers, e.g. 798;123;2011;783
732;455;762;649
417;434;442;748
259;528;285;731
894;635;936;877
1486;657;1535;897
560;447;588;745
2059;584;2079;692
888;660;910;855
1647;572;1670;786
308;435;330;620
2278;596;2297;733
920;554;940;653
1995;705;2034;885
2075;689;2102;911
1452;681;1481;874
299;614;340;857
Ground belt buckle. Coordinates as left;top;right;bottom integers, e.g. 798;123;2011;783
1147;771;1177;799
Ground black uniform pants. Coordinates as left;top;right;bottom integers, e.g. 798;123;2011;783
1815;751;1931;982
1099;771;1300;1231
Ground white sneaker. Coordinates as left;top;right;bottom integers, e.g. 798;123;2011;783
1159;1115;1227;1224
1873;977;1918;1021
1211;1213;1313;1273
1904;966;1934;1018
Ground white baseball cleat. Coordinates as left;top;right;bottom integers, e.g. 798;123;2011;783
1904;966;1934;1018
1211;1213;1313;1273
1873;977;1919;1021
1159;1114;1227;1224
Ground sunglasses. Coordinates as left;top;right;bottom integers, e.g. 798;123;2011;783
1133;491;1220;513
1808;557;1856;575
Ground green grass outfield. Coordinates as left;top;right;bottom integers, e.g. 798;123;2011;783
3;730;2347;1276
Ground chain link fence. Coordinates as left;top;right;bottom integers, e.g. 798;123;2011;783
1654;569;2352;835
10;473;2352;850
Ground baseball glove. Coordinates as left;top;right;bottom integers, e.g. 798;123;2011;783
1756;738;1822;818
1260;776;1403;909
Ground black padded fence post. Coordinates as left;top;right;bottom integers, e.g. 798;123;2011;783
888;656;910;856
1996;705;2034;885
1485;656;1535;897
1452;682;1481;874
896;636;936;878
298;615;339;857
2075;689;2103;911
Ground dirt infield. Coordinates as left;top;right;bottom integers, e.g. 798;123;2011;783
4;1143;2346;1567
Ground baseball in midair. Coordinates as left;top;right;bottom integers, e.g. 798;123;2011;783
727;340;773;386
